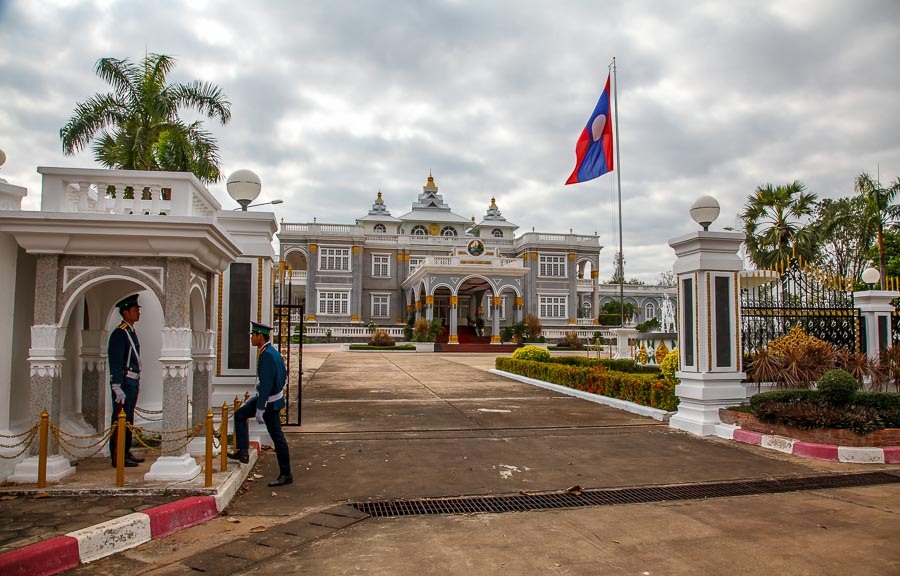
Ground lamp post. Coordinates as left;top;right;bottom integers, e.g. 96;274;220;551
689;195;720;231
232;199;283;211
227;169;262;211
862;266;880;289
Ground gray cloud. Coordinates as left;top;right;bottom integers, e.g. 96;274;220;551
1;0;899;280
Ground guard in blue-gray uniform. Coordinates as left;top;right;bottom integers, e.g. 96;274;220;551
108;294;145;467
228;321;292;487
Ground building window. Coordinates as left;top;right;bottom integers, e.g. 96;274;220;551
319;247;350;271
411;225;428;236
371;294;390;318
645;303;656;320
492;228;503;238
409;257;425;273
373;223;386;233
317;291;349;315
440;226;457;237
485;293;507;320
539;254;567;277
539;295;567;319
372;254;390;277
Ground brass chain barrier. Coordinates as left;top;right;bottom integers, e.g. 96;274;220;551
51;425;115;460
134;405;163;415
0;427;38;459
0;425;39;439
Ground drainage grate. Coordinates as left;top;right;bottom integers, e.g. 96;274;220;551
353;472;900;518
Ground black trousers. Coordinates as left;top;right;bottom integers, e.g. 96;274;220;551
109;380;139;461
235;396;291;477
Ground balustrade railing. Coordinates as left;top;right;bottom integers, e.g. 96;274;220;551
37;167;220;217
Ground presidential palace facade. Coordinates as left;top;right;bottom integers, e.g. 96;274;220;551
278;173;674;342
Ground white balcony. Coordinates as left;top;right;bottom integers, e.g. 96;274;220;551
37;167;221;218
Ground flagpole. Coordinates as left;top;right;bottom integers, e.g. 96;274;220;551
611;57;625;326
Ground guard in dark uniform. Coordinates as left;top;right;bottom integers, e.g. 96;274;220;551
228;321;293;487
108;294;145;467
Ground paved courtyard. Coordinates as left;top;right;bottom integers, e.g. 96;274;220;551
69;351;900;575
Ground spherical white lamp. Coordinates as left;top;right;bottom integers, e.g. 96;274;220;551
861;267;880;288
226;169;262;211
0;148;7;183
690;195;720;231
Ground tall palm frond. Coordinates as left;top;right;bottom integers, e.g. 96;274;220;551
741;181;819;269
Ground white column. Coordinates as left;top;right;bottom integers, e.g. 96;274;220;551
448;296;459;344
187;330;217;457
668;230;746;436
9;325;75;483
145;327;200;481
490;296;501;343
855;290;899;358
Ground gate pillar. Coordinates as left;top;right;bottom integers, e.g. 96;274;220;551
668;202;746;436
855;290;899;358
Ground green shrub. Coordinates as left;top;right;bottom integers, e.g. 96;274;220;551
500;326;514;343
659;349;680;383
511;345;551;362
817;369;857;405
749;388;900;433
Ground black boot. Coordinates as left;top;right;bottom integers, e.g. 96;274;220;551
226;449;249;464
126;452;145;463
268;474;293;487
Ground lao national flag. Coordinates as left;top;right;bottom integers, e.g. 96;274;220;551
566;75;614;185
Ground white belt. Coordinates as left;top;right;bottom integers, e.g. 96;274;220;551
125;370;140;380
267;390;283;403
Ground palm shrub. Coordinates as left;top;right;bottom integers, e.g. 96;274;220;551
524;314;542;340
413;317;430;341
561;331;582;349
369;329;394;347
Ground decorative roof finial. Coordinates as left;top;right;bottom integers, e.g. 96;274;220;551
490;197;497;208
377;190;382;201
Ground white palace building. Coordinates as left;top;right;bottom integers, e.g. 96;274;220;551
278;173;675;343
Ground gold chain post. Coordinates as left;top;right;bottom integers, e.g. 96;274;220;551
204;409;213;488
37;409;49;488
233;397;240;452
220;402;229;472
116;409;126;487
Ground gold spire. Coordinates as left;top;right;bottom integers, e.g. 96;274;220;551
471;215;475;222
376;190;382;201
490;197;497;208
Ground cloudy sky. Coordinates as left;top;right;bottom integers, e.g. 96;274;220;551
1;0;899;282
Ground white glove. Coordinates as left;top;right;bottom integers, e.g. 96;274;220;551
112;384;125;404
255;409;265;425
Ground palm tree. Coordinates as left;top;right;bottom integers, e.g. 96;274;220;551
855;172;900;288
60;54;231;183
741;181;819;269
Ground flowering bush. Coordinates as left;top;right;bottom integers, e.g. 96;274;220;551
511;345;551;362
496;357;677;411
659;349;680;384
368;329;394;346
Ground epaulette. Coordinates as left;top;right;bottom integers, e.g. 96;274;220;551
119;322;128;329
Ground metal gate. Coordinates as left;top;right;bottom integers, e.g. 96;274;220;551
741;258;860;357
273;264;303;425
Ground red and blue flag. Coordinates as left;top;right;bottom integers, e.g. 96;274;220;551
566;75;614;185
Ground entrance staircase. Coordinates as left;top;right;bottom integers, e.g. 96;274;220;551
434;326;520;353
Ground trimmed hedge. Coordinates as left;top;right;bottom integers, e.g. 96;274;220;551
748;389;900;434
548;356;662;374
496;357;677;411
348;344;416;351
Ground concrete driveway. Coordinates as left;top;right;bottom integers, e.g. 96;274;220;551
71;352;900;576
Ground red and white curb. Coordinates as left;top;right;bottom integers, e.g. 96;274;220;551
716;424;900;464
0;449;258;576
